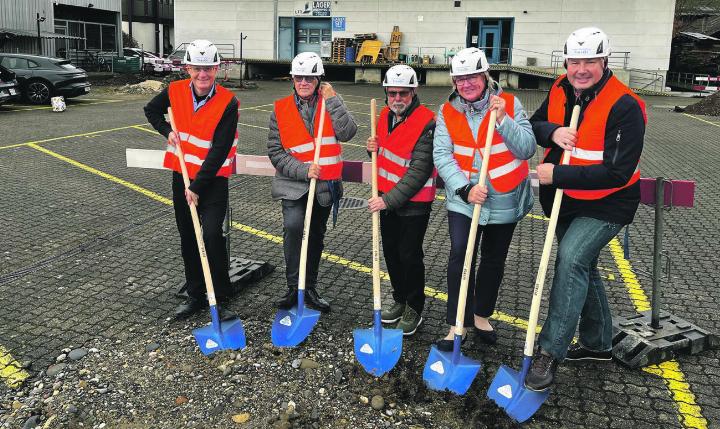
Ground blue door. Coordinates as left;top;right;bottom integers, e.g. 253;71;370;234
278;17;293;60
294;18;331;57
481;26;501;64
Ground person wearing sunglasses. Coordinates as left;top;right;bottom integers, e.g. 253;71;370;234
365;65;436;336
268;52;358;313
143;40;239;319
432;47;536;351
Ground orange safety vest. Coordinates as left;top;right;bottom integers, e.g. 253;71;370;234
164;79;238;179
546;74;647;200
442;93;529;193
274;95;343;180
376;104;437;202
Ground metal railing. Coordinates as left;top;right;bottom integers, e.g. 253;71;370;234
57;49;117;72
174;42;236;59
629;69;666;92
667;71;711;88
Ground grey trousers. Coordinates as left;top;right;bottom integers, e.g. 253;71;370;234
281;194;332;291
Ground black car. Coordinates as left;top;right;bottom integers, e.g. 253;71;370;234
0;64;21;105
0;53;91;105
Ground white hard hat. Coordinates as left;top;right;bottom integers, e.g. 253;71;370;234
184;39;220;66
564;27;611;59
291;52;324;76
450;48;489;77
383;65;418;88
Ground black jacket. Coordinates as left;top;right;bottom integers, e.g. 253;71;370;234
530;70;645;225
144;85;239;195
373;96;436;216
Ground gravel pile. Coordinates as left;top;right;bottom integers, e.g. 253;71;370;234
683;91;720;116
114;80;165;95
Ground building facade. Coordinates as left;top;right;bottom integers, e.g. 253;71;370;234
121;0;174;56
174;0;676;74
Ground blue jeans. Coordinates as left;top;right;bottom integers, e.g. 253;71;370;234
538;216;623;360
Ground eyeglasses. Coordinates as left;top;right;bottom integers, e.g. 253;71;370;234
453;74;483;86
387;90;412;98
293;76;317;83
187;65;217;73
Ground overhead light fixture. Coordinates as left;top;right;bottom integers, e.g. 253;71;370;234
88;3;94;7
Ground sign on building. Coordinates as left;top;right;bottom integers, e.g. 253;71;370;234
332;17;346;31
294;1;331;16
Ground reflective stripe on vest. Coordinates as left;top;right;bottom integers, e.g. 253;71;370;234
164;79;238;179
442;93;529;194
547;74;647;200
274;95;343;181
375;104;437;202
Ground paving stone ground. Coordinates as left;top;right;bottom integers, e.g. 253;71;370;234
0;82;718;428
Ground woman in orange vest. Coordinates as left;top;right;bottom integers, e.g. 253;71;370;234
365;65;436;336
144;40;239;319
433;48;536;351
525;28;646;391
268;52;358;313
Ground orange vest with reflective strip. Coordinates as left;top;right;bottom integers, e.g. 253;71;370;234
442;93;529;193
274;95;343;181
376;105;437;202
164;79;238;179
546;74;647;200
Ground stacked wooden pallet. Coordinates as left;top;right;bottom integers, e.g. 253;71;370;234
354;33;377;41
387;25;402;62
331;38;353;63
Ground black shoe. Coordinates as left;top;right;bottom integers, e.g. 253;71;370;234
435;334;468;352
174;298;208;319
473;328;497;345
565;343;612;361
217;306;238;322
275;289;298;310
305;289;331;313
524;349;559;391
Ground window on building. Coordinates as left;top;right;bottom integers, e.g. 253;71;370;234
102;25;116;50
69;21;85;50
86;23;101;49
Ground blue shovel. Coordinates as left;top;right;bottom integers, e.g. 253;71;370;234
423;110;498;395
353;99;403;376
168;109;246;355
487;105;581;422
271;98;328;347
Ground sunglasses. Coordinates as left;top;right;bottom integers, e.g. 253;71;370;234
387;90;412;98
293;76;317;83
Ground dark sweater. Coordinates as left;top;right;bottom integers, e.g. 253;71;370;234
530;70;645;225
373;96;436;216
144;85;239;195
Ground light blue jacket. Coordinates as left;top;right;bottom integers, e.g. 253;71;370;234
433;87;536;225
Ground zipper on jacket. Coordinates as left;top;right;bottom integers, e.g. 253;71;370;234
612;129;622;164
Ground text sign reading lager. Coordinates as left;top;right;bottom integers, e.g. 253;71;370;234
294;1;331;16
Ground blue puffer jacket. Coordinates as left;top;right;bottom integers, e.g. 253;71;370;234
433;86;536;225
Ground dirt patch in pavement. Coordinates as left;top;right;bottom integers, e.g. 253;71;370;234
0;311;532;429
683;91;720;116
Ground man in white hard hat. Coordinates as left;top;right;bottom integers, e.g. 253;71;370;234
526;27;647;391
268;52;357;313
364;65;436;336
144;39;240;318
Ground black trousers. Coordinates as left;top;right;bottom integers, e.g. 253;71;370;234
281;194;332;291
172;172;231;301
380;210;430;314
446;210;517;327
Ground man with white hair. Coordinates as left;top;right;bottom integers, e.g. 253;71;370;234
144;40;239;318
365;65;436;336
526;27;647;391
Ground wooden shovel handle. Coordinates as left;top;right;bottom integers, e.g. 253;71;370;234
454;110;497;332
298;97;327;292
523;105;581;356
369;99;382;310
168;108;218;306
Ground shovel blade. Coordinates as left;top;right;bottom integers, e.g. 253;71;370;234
488;358;550;423
271;305;321;347
422;345;481;395
353;326;403;377
192;313;246;356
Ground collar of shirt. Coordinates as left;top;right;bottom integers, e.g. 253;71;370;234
189;81;216;112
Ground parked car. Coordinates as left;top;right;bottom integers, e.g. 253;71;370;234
165;48;186;72
0;53;91;105
0;64;21;106
123;48;173;74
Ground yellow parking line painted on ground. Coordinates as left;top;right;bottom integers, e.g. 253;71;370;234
644;361;708;429
0;123;150;150
21;143;707;426
0;99;124;113
0;345;30;388
683;113;720;128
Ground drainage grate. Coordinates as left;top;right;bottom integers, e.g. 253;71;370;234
338;197;368;210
